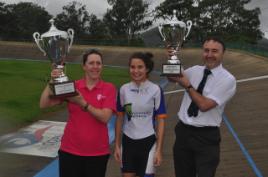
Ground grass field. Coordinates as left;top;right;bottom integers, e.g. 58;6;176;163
0;59;129;125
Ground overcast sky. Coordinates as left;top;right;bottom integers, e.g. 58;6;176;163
5;0;268;38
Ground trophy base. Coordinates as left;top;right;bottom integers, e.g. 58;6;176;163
49;81;77;99
160;63;182;76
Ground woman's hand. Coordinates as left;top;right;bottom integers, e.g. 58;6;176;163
66;91;87;108
50;68;63;80
154;149;162;166
114;145;122;163
167;47;174;58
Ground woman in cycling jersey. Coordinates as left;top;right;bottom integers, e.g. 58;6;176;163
114;52;167;177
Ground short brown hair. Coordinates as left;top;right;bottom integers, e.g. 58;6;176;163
82;49;103;65
203;36;226;52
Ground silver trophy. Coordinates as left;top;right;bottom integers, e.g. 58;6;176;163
33;19;77;98
159;10;192;76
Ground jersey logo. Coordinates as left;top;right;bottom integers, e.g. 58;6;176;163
124;103;132;121
97;94;106;101
130;88;149;94
130;89;139;93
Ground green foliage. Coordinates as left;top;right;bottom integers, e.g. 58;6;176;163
0;60;128;124
103;0;152;44
0;2;52;41
155;0;262;44
55;1;90;40
54;1;110;43
88;14;108;40
0;1;149;46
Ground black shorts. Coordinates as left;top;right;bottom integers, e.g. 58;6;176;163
58;150;109;177
121;134;156;177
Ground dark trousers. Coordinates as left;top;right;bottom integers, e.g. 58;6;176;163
58;150;109;177
173;121;221;177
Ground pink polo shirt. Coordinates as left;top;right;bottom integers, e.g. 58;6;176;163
60;79;116;156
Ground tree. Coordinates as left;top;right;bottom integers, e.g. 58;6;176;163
103;0;152;44
0;2;8;40
155;0;194;20
88;14;108;40
155;0;262;44
0;2;52;41
55;1;90;41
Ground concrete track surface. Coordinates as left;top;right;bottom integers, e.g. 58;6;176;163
0;42;267;177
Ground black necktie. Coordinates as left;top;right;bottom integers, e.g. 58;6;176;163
187;68;211;117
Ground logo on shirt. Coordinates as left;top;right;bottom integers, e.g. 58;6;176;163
130;89;139;93
97;94;106;101
124;103;132;121
130;88;149;94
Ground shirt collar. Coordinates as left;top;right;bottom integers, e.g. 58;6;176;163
204;64;223;77
130;80;149;88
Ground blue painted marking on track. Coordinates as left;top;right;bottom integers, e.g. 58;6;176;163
33;159;59;177
108;115;116;144
159;78;168;89
223;114;263;177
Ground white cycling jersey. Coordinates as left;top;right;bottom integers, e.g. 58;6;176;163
117;80;167;140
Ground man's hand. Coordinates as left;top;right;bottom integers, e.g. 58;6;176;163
176;73;191;89
167;73;190;89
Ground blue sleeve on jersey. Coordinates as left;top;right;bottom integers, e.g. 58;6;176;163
116;88;124;112
155;87;166;115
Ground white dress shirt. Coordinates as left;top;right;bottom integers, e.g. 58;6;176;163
178;64;236;127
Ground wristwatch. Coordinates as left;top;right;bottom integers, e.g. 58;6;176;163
83;103;89;112
186;85;193;92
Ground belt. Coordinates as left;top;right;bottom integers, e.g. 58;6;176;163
179;121;218;130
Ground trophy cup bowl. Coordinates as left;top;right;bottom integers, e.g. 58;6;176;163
159;10;192;76
33;19;77;98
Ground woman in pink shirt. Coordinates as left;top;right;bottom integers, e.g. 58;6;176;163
40;49;117;177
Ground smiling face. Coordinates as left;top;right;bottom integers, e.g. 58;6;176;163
83;53;103;80
202;40;225;69
129;58;148;84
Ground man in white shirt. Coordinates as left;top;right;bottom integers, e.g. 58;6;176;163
168;37;236;177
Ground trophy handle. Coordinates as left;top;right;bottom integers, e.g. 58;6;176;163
184;20;192;40
67;29;74;52
33;32;46;55
158;25;166;41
